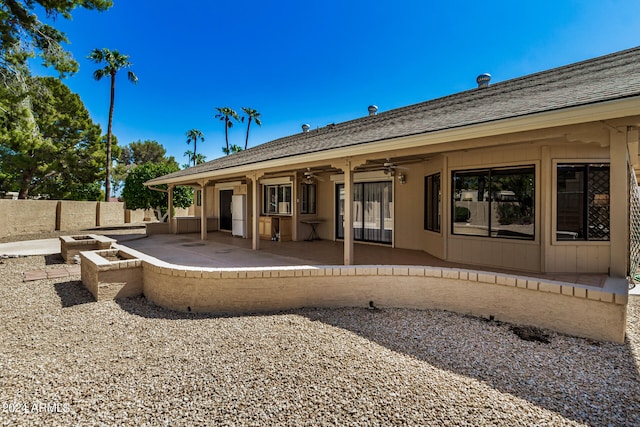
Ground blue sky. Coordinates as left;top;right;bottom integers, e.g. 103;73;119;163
33;0;640;166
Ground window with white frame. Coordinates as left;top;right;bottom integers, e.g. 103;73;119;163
263;183;292;215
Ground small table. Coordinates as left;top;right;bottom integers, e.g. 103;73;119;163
301;220;324;241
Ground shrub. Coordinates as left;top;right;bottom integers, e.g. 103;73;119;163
455;206;470;222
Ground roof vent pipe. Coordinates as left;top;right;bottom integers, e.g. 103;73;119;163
368;105;378;116
476;73;491;88
302;123;310;132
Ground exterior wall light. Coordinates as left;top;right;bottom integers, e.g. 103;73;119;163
398;173;406;184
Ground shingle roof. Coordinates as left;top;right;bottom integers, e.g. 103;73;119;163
152;46;640;183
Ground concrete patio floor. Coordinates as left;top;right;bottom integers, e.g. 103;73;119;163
122;231;609;288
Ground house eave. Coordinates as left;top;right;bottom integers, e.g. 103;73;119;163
146;96;640;187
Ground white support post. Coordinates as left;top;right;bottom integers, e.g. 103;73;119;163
610;128;629;277
343;160;354;265
540;146;551;273
251;174;261;250
200;181;208;241
168;185;175;234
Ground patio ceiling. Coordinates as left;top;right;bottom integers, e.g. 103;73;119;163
169;154;434;188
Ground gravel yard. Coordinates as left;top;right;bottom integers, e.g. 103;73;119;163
1;251;640;426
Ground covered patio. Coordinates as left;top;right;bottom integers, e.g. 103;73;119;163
123;48;640;343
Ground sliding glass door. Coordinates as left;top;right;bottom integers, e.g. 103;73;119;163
336;181;392;244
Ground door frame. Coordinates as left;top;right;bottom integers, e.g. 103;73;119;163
335;180;393;244
219;189;233;231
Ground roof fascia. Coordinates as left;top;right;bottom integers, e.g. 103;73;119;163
147;96;640;186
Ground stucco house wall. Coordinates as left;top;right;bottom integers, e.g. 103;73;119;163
262;123;616;274
382;124;615;274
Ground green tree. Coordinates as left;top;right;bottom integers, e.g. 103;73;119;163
0;76;104;199
112;140;177;195
68;182;103;201
0;3;110;195
183;151;206;169
185;129;204;166
221;144;243;155
0;0;112;78
121;162;193;221
120;140;175;166
194;152;207;164
241;107;261;150
35;78;104;198
88;48;138;202
214;107;239;155
0;87;42;198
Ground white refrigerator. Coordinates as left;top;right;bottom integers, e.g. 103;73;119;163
231;195;246;237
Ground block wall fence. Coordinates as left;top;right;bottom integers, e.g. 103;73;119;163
0;200;150;237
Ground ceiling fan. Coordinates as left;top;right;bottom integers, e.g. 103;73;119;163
382;159;407;176
303;168;324;184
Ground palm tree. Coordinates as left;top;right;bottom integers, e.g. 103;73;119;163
194;153;207;164
215;107;239;155
222;144;243;155
184;149;206;167
241;107;262;150
184;149;195;167
185;129;204;166
88;48;138;202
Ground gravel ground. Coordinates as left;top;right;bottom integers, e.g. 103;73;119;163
1;246;640;425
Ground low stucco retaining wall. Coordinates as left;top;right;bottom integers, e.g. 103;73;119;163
79;244;630;343
80;248;142;301
143;265;627;343
146;222;170;235
144;217;219;235
60;234;116;263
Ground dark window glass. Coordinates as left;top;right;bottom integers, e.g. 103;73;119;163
452;166;535;240
557;164;609;241
264;185;277;214
424;174;441;232
300;183;316;214
336;181;392;244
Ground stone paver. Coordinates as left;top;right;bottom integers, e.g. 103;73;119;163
23;265;80;282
